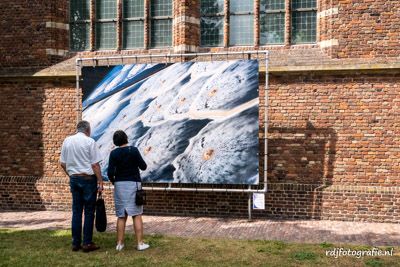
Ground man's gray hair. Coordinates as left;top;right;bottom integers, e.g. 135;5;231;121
76;120;91;133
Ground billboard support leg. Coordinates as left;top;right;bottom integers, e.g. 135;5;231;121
248;187;252;221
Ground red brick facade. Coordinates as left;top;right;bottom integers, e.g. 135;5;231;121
1;0;400;223
0;1;69;70
334;0;400;59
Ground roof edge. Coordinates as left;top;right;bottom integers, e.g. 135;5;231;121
1;62;399;78
265;62;400;74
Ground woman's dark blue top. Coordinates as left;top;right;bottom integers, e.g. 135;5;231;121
107;146;147;184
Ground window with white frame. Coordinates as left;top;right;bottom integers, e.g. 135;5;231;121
123;0;145;48
96;0;117;50
291;0;317;44
150;0;173;48
229;0;254;46
68;0;318;51
199;0;317;47
70;0;91;51
200;0;224;46
260;0;285;44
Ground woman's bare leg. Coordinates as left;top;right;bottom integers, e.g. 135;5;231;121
133;215;144;245
117;215;127;245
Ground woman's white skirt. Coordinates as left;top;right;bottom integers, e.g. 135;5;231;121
114;181;143;217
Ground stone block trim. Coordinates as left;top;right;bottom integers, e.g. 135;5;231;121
45;22;69;30
45;49;69;57
318;39;339;49
174;16;200;25
174;44;199;53
317;8;339;19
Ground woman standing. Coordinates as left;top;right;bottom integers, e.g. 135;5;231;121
107;130;149;251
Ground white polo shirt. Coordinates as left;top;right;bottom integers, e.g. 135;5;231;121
60;132;103;176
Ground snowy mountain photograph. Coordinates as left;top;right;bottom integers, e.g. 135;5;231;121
81;60;259;184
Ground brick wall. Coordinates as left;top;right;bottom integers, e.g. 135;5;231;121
269;73;400;186
1;72;400;223
1;0;400;223
332;0;400;58
0;78;76;177
0;1;69;70
1;177;400;223
2;0;399;71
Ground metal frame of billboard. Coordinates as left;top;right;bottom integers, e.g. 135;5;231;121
76;51;269;218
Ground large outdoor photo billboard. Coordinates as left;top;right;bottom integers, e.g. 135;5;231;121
82;60;259;184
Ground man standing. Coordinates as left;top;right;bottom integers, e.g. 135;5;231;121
60;121;104;252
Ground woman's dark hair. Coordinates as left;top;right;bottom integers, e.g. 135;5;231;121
113;130;128;147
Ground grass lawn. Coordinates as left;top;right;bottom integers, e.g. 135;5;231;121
0;228;399;267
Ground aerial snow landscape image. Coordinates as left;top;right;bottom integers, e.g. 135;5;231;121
82;60;259;184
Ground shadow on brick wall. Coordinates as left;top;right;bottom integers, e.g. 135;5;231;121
0;177;46;210
0;80;45;178
263;121;337;220
0;79;50;211
268;121;337;185
1;75;76;211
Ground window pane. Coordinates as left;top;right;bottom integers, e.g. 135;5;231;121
201;16;224;46
292;0;316;9
151;19;172;47
229;15;254;45
291;11;316;43
151;0;172;17
230;0;253;13
200;0;224;15
97;0;117;20
70;0;90;21
260;0;285;12
70;23;90;50
123;0;144;18
123;21;144;48
260;13;284;44
96;23;117;49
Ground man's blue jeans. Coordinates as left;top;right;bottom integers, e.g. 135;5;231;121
69;176;97;246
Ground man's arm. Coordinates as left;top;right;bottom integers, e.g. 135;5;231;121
91;162;103;192
89;140;104;192
60;162;69;177
60;140;69;177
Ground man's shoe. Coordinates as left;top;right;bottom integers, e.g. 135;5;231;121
72;245;82;252
82;242;100;253
137;243;150;251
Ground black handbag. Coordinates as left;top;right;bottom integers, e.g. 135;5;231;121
95;192;107;232
135;182;146;206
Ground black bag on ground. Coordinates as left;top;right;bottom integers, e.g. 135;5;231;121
95;192;107;232
135;182;146;206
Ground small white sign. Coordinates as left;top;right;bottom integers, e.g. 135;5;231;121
252;193;265;210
